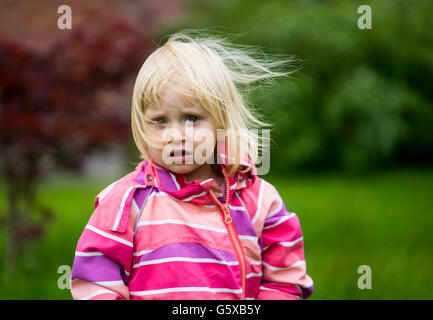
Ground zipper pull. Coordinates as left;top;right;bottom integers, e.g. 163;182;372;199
222;204;232;224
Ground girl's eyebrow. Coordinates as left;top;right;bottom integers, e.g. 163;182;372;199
146;105;203;117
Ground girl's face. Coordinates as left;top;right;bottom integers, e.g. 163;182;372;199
143;86;219;179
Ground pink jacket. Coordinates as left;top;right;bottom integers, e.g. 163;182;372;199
70;144;314;300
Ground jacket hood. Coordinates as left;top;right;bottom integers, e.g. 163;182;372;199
133;140;258;206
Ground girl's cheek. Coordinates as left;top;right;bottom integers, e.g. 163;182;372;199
193;127;216;141
152;129;167;143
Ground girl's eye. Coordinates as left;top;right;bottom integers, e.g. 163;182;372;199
153;118;167;126
186;115;199;123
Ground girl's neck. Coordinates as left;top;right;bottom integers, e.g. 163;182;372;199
185;163;224;187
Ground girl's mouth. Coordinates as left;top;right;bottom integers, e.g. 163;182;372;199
170;150;192;157
169;150;193;163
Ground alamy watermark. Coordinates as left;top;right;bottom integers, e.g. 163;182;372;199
57;264;71;290
357;265;372;290
357;5;372;30
57;5;72;30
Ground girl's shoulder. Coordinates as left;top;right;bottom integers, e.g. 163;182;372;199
242;174;282;200
89;169;152;233
237;175;286;220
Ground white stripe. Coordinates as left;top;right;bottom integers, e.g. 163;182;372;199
230;182;238;190
262;260;305;271
85;225;133;247
147;190;209;205
301;279;314;289
75;251;104;257
129;287;242;296
93;280;125;286
263;236;304;251
245;297;256;300
133;249;153;257
229;205;246;211
251;180;264;225
234;191;250;219
146;190;194;204
278;236;303;247
250;260;262;266
238;235;258;242
154;177;158;188
259;285;279;292
131;198;140;214
263;214;296;230
246;272;262;279
113;186;135;231
98;181;117;202
137;219;227;233
80;289;116;300
240;160;251;167
133;257;238;268
199;178;213;185
169;172;181;190
182;191;206;201
267;200;283;219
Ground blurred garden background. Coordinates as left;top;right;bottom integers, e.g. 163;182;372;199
0;0;432;299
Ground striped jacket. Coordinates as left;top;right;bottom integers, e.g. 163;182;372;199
70;146;314;300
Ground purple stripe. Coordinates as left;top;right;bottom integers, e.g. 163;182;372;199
264;202;290;227
135;243;237;264
230;207;258;238
258;235;264;251
71;255;124;283
302;283;314;299
132;187;153;210
133;169;145;185
157;168;179;192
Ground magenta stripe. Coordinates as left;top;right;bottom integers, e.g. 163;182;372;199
262;280;302;296
134;242;237;264
129;261;241;292
71;255;124;283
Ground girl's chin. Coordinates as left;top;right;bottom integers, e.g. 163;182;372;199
164;163;198;174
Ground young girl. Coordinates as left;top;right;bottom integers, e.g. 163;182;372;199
70;30;314;300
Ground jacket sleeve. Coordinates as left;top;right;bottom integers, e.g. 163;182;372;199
70;188;137;300
256;185;314;300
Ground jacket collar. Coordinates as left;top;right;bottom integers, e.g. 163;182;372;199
132;140;257;206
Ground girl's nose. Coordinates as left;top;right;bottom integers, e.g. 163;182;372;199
163;126;186;144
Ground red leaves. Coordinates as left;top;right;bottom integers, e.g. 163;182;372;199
0;15;154;176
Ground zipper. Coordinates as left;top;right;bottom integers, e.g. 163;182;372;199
208;172;246;300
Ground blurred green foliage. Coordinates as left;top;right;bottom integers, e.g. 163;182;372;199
167;0;433;171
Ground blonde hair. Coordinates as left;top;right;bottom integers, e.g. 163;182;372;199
131;29;296;176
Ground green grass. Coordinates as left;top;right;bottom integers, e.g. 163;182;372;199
267;168;433;299
0;175;109;300
1;168;432;299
